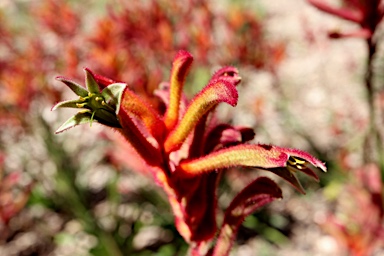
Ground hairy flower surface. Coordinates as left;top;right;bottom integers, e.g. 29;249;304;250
53;50;326;254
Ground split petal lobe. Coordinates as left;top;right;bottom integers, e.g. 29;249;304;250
100;83;126;111
85;68;101;94
55;76;88;97
85;67;119;90
55;111;93;134
118;87;165;141
53;73;125;132
52;98;86;111
265;167;306;194
164;50;193;130
164;78;238;153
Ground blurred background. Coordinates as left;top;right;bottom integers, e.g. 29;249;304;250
0;0;383;255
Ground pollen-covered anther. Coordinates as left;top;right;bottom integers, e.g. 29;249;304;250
288;157;306;170
223;72;234;76
76;103;87;108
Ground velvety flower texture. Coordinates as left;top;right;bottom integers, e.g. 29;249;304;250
53;50;326;255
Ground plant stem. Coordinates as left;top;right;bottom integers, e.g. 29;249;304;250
363;37;381;164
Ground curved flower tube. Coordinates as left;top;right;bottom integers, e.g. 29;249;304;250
53;50;326;255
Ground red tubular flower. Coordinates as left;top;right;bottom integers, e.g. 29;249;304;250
53;50;326;254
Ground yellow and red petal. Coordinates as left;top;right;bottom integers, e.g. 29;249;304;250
164;50;193;130
178;144;326;194
164;78;238;153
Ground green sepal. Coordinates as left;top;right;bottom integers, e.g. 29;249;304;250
52;99;86;111
100;83;126;113
55;77;88;97
85;69;101;94
264;167;306;194
55;111;94;134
